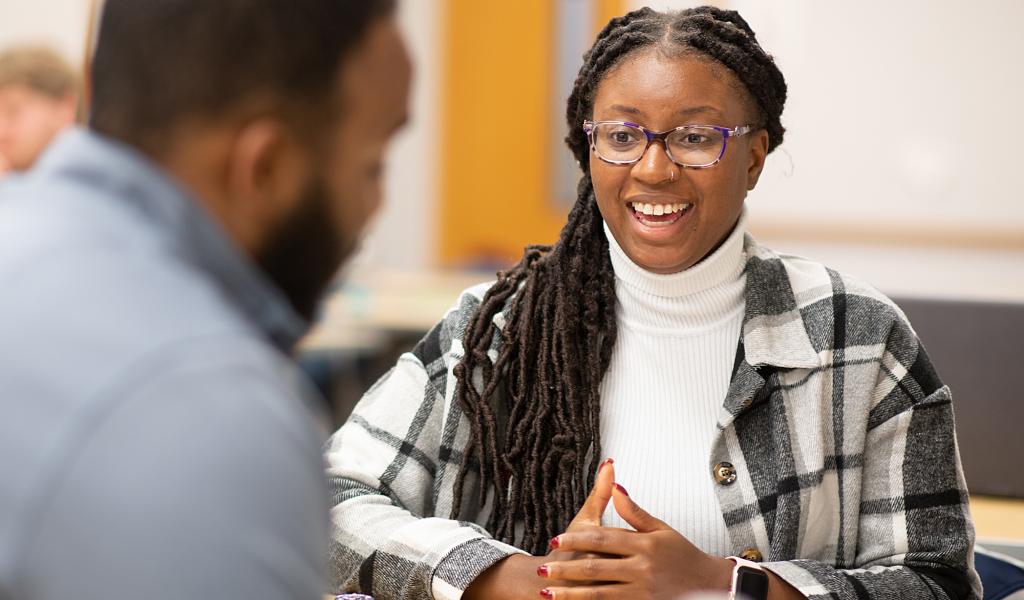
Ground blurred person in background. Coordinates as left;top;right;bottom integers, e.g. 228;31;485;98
324;6;980;600
0;45;79;177
0;0;409;599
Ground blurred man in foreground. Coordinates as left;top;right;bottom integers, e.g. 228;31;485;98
0;1;409;598
0;46;78;177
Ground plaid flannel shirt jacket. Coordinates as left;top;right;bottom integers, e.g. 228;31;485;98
325;234;982;600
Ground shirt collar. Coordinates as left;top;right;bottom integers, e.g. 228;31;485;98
739;234;821;370
35;128;309;350
603;211;747;332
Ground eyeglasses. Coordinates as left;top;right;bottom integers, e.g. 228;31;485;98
582;120;755;168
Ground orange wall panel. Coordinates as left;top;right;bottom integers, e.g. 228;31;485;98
438;1;626;266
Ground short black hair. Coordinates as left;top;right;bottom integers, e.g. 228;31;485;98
90;0;396;153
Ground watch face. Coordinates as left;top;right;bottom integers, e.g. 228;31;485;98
736;566;769;600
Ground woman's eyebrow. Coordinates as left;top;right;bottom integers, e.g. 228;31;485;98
675;105;724;118
607;103;643;115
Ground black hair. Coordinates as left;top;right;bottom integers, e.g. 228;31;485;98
451;6;787;556
90;0;396;153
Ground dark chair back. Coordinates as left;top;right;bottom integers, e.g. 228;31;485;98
894;297;1024;499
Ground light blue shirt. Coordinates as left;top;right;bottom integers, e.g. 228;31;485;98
0;129;330;600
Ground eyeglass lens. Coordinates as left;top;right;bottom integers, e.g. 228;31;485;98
591;123;725;166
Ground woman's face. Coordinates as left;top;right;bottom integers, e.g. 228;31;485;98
589;49;769;274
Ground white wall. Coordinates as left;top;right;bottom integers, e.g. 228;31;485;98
0;0;91;65
730;0;1024;234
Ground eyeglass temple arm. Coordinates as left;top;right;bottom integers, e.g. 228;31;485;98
728;125;755;137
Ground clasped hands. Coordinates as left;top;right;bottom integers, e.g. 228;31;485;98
465;458;734;600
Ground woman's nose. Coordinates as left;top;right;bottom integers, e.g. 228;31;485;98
630;140;679;186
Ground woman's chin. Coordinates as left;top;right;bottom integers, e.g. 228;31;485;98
627;248;699;274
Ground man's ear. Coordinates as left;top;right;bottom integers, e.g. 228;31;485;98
745;128;769;191
223;118;309;230
57;94;79;127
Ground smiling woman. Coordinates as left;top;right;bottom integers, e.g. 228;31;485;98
587;51;767;274
323;7;981;600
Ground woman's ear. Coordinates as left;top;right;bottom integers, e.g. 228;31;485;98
745;128;769;191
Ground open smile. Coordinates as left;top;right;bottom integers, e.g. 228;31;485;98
628;201;692;227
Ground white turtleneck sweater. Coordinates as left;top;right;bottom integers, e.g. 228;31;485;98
598;213;748;557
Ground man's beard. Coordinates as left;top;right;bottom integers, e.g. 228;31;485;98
254;175;356;322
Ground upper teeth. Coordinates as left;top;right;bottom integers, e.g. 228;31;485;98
631;202;691;216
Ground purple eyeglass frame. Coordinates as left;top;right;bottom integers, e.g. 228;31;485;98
582;120;754;168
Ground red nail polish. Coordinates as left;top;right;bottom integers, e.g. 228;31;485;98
548;536;560;550
614;483;630;497
537;564;550;577
540;588;553;599
598;458;614;473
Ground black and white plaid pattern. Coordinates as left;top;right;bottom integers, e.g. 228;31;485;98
323;236;981;600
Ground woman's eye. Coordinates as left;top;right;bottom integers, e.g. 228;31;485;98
606;129;640;145
684;133;708;144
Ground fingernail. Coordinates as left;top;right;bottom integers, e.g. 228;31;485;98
537;564;550;577
598;458;614;473
614;483;630;497
540;588;553;599
548;535;561;550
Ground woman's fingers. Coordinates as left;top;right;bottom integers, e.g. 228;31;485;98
610;483;669;533
550;526;638;556
539;584;633;599
568;458;616;529
538;557;630;583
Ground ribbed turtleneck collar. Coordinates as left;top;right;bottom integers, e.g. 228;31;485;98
604;210;748;332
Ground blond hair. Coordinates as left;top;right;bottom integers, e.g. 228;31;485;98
0;45;79;99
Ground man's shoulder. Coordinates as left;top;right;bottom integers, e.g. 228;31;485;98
0;210;255;353
0;232;290;420
2;167;247;324
0;170;160;282
0;236;322;582
0;182;304;505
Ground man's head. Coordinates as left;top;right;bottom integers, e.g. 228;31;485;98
0;46;79;173
90;0;411;319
